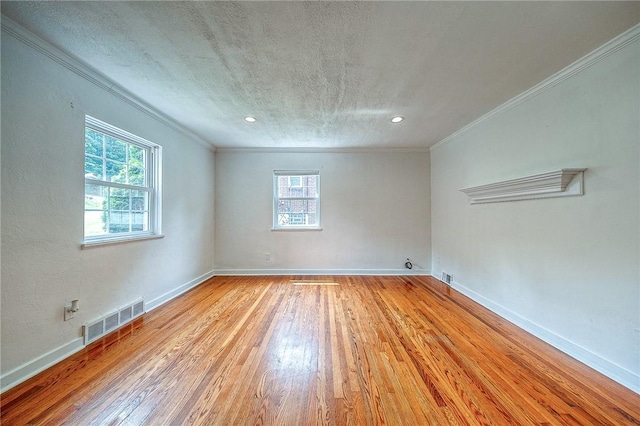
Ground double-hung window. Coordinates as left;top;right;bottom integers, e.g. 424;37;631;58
84;116;162;245
273;170;320;230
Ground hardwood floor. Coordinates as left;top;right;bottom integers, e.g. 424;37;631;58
2;275;639;425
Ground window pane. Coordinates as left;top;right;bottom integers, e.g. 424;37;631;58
303;175;317;197
289;187;303;197
105;136;127;162
289;176;301;187
85;156;104;180
109;188;130;211
109;211;131;233
277;176;292;198
277;175;317;198
132;212;148;231
277;199;316;213
278;186;290;198
106;160;126;183
85;186;150;237
131;190;147;211
277;199;317;226
129;145;144;163
129;166;145;186
85;129;103;157
85;184;107;209
84;210;107;237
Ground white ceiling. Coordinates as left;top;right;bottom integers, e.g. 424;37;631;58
2;1;639;149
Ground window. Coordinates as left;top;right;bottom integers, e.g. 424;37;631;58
273;170;320;230
84;116;162;245
289;176;302;187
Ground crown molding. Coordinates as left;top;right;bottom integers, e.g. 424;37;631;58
214;146;430;154
431;23;640;151
460;168;586;204
1;15;215;151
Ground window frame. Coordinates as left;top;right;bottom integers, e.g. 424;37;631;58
83;115;163;247
272;170;321;231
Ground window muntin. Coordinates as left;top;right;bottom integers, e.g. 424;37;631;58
273;171;320;229
84;116;162;244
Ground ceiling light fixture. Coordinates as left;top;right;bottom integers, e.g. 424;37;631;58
245;116;256;123
391;116;404;123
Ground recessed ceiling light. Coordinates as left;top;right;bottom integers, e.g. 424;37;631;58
391;116;404;123
245;116;256;123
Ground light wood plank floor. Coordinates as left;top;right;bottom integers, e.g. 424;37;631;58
2;276;639;425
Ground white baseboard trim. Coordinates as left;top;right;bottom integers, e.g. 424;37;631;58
1;337;84;394
146;269;216;312
0;269;216;393
438;275;640;394
213;268;431;276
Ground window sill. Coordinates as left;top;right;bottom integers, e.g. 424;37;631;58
271;227;323;232
82;234;165;249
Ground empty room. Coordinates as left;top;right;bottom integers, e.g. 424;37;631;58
1;1;639;425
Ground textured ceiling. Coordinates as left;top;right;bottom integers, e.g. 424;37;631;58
2;1;639;149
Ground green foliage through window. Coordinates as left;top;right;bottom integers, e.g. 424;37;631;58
84;116;160;243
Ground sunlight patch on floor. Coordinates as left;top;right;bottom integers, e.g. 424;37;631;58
290;280;339;286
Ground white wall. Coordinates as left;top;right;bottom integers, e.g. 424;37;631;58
1;27;216;387
430;32;639;391
215;150;430;274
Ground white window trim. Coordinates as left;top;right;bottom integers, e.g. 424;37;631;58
272;170;321;231
83;115;163;247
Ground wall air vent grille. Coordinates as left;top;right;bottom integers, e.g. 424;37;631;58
105;312;119;333
132;301;144;317
86;322;104;343
83;299;145;345
120;306;133;323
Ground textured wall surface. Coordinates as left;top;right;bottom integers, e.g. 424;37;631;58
430;35;639;390
214;150;430;273
1;32;216;378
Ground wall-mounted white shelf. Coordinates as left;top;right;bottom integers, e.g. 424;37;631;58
460;168;587;204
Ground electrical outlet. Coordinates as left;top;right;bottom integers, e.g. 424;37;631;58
64;304;75;321
64;299;79;321
265;252;271;262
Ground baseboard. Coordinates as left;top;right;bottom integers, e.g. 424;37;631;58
213;268;431;276
0;269;215;394
0;338;84;393
437;275;640;394
146;269;216;311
